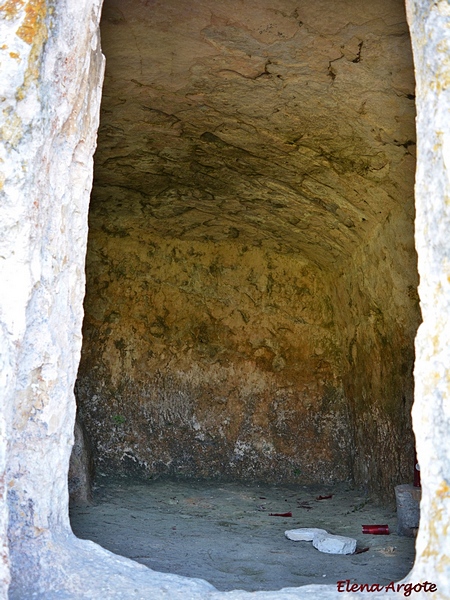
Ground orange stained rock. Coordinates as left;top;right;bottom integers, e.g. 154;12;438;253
16;0;46;45
0;0;25;20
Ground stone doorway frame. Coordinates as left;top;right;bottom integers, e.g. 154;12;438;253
1;0;449;597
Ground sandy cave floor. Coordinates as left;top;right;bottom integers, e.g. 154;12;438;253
69;478;416;593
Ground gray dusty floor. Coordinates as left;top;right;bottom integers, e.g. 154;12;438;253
70;478;416;593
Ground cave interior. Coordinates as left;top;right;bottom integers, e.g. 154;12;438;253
74;0;420;505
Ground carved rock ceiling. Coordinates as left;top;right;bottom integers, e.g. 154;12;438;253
93;0;416;268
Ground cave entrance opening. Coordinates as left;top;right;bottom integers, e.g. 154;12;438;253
70;0;420;592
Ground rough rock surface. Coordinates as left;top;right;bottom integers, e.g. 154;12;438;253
285;527;356;554
285;528;328;542
94;0;416;264
0;0;450;598
78;236;351;483
406;0;450;594
77;0;420;495
312;533;356;555
0;0;105;596
68;413;95;505
395;484;420;537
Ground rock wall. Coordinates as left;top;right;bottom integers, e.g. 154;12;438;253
76;0;419;496
332;205;420;496
77;226;351;483
406;0;450;591
77;178;420;497
77;186;421;497
68;412;95;505
0;0;104;595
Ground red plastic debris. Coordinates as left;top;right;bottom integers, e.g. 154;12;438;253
269;511;293;517
362;524;390;535
315;494;333;500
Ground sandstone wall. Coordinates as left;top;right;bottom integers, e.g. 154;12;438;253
77;224;352;483
332;205;420;496
74;0;419;497
78;192;420;496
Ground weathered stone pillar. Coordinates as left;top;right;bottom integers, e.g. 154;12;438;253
0;0;104;595
406;0;450;595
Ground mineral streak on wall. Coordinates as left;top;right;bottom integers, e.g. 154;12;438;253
76;0;421;496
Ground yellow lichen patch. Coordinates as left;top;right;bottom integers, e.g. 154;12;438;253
9;51;20;59
0;0;25;20
16;0;46;45
14;0;48;101
436;480;450;498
